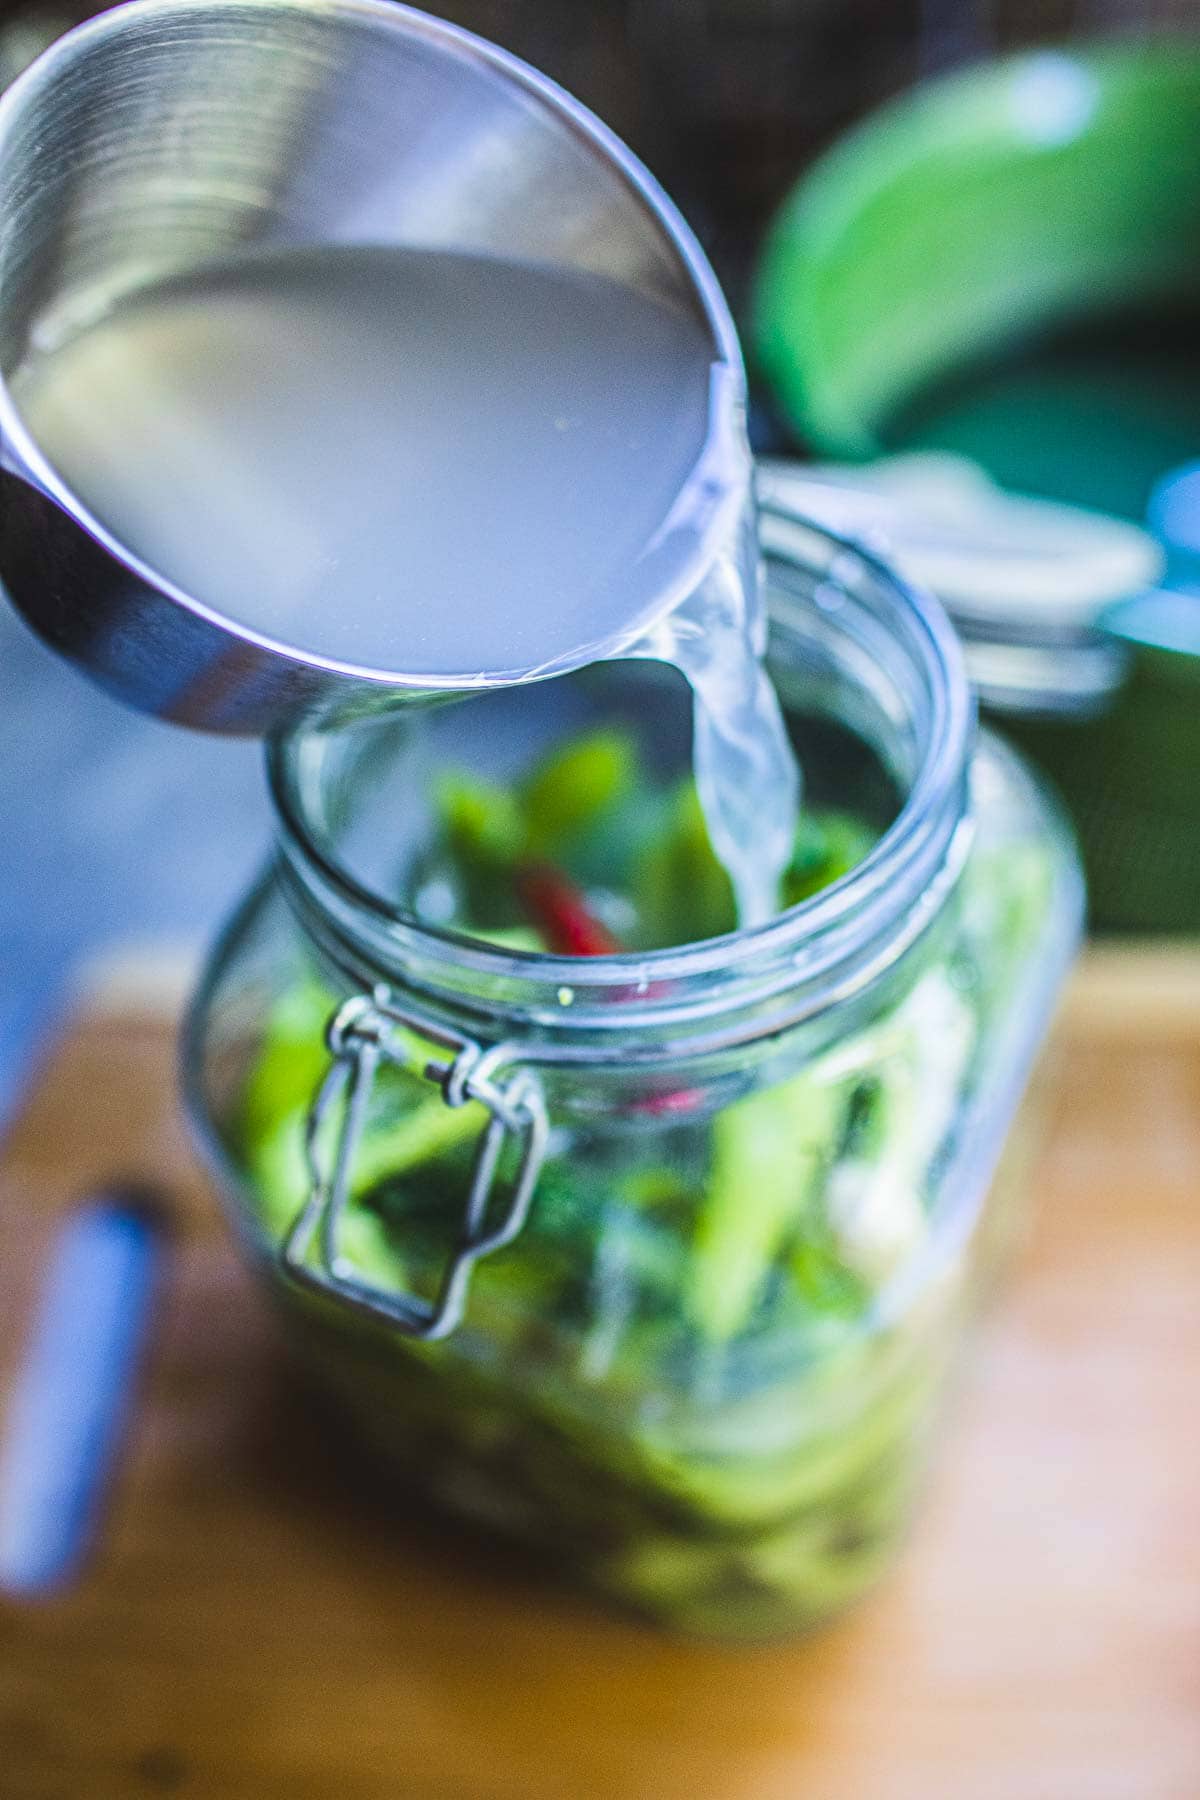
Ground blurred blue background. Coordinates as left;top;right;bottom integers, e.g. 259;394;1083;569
0;603;265;1126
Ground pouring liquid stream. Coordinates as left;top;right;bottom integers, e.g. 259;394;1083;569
633;488;801;929
11;242;801;930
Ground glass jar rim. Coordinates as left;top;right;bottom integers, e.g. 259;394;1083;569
266;509;973;1040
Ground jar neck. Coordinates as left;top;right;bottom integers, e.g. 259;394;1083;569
268;512;973;1064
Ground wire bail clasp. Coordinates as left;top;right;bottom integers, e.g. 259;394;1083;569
280;989;549;1341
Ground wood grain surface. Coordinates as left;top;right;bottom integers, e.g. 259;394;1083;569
1;948;1198;1800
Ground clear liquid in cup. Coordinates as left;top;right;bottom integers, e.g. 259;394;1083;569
13;242;801;927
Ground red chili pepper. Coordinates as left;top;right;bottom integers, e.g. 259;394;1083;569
516;862;701;1118
641;1087;706;1116
516;863;621;958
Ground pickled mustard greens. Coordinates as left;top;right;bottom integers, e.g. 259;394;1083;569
227;724;1057;1637
409;727;868;952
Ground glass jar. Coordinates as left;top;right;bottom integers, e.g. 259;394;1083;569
185;511;1082;1640
982;596;1200;934
757;454;1200;933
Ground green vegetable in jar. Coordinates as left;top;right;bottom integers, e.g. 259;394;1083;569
226;724;1059;1638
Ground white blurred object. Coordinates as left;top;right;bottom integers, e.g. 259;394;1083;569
757;452;1163;629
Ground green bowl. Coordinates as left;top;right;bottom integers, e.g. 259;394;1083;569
753;43;1200;467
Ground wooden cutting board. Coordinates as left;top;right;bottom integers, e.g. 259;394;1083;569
1;947;1198;1800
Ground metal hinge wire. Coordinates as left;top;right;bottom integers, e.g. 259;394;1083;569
280;990;548;1341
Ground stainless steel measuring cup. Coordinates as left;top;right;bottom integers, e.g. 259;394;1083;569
0;0;742;732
